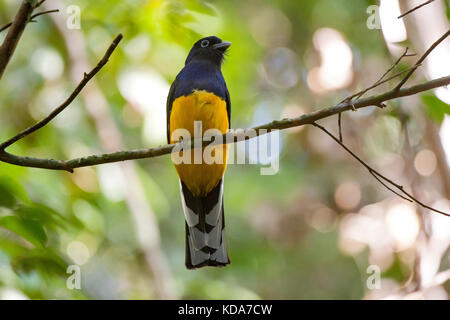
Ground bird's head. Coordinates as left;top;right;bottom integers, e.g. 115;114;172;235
185;36;231;66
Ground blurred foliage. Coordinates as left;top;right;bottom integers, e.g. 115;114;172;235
422;94;450;124
0;0;449;300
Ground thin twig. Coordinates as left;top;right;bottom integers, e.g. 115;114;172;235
29;9;59;22
398;0;435;19
371;48;411;90
337;50;414;142
0;33;123;151
0;22;13;33
311;122;450;217
34;0;47;9
344;67;417;104
394;30;450;91
0;9;58;33
369;171;412;202
341;48;413;103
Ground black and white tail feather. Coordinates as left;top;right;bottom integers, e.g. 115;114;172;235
180;179;230;269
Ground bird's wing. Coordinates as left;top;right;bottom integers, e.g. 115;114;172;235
225;84;231;127
166;76;178;144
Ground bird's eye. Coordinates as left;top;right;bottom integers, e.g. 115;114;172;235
201;40;209;48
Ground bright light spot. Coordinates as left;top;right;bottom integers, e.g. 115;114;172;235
307;28;353;93
31;47;64;80
414;149;437;176
118;68;169;144
67;241;90;265
380;0;407;43
385;204;419;251
334;181;361;211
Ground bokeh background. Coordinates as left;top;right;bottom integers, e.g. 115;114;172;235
0;0;450;299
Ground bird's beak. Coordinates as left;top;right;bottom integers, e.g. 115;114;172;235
212;41;232;50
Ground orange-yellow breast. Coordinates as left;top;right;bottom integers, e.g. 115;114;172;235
169;90;229;197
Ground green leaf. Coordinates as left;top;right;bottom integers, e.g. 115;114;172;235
12;255;67;277
0;176;29;204
11;248;67;276
0;182;17;208
186;0;217;16
0;216;47;247
0;239;29;258
422;94;450;124
16;203;67;230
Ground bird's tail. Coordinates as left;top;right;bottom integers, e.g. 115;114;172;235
179;179;230;269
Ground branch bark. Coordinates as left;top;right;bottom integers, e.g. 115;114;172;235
0;1;35;79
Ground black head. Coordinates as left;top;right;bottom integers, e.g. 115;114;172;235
185;36;231;66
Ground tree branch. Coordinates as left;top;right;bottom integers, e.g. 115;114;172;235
0;74;449;171
0;28;449;216
0;33;123;151
0;1;36;79
398;0;435;19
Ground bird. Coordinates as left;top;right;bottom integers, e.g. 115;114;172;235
166;36;232;269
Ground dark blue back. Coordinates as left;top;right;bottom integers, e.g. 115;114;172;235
166;60;231;142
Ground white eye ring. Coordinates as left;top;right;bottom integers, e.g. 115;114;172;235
201;40;209;48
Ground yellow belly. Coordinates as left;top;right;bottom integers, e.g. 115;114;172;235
170;90;229;197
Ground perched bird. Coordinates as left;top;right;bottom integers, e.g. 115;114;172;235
166;36;232;269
